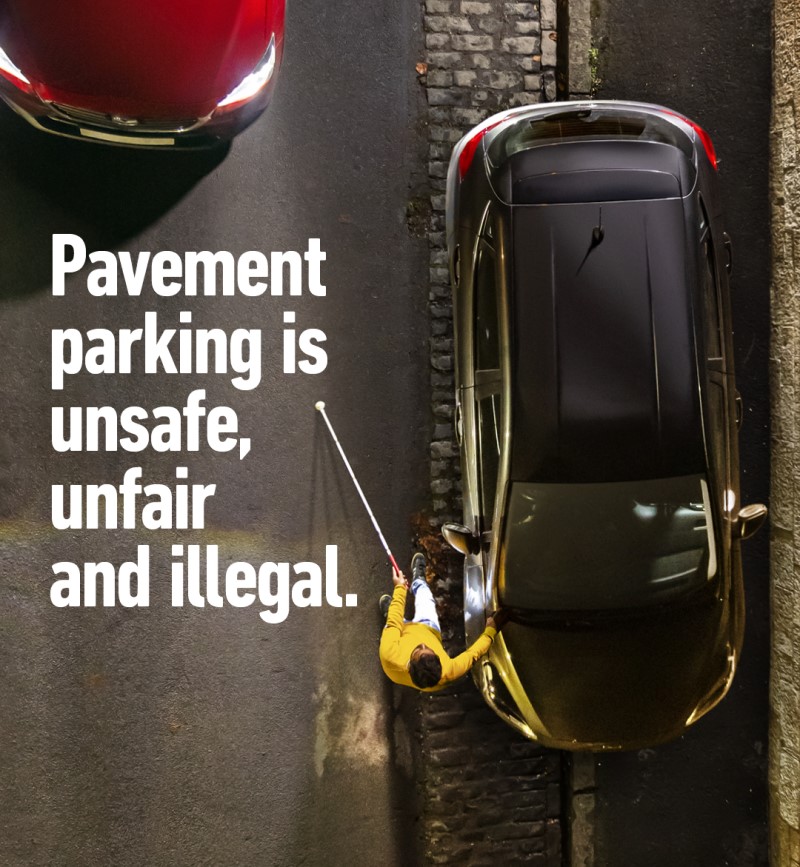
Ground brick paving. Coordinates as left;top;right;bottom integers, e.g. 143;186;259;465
423;0;557;521
410;2;563;863
411;604;564;865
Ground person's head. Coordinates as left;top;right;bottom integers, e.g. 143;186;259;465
408;644;442;689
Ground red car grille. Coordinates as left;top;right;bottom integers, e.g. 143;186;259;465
51;103;200;133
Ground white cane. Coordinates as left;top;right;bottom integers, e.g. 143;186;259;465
315;401;401;574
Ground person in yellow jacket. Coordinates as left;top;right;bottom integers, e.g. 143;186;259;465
379;552;505;691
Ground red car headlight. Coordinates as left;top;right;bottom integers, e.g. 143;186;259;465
0;45;32;94
217;34;276;111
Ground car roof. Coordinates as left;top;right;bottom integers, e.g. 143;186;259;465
508;195;706;484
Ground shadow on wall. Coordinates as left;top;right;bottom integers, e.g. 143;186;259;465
0;103;229;299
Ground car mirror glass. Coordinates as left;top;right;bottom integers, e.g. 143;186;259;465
442;522;480;556
738;503;768;540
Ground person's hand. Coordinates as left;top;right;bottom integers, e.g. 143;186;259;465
486;609;509;631
392;567;409;589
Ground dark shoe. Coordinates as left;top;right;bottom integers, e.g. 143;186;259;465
410;553;427;585
379;594;392;619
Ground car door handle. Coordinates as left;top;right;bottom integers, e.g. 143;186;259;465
735;391;743;430
723;232;733;276
455;400;464;446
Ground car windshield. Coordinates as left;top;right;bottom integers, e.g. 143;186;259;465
498;474;716;612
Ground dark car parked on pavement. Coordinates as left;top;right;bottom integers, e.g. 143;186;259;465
0;0;285;147
442;100;768;750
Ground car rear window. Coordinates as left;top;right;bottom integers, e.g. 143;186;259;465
487;108;694;167
498;474;716;612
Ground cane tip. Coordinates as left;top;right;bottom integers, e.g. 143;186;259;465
314;401;325;411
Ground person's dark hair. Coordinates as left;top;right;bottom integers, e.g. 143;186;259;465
409;650;442;689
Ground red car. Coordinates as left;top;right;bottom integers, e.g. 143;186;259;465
0;0;285;147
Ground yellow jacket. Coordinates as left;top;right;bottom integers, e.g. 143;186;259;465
379;584;497;691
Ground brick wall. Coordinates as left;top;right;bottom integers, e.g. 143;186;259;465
770;0;800;862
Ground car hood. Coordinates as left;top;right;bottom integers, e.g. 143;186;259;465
2;0;278;117
496;591;733;749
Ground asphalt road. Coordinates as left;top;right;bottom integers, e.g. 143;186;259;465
591;2;772;864
0;3;429;866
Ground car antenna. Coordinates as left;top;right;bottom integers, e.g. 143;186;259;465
576;206;604;275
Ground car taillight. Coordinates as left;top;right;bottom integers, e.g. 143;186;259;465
0;46;32;94
663;110;718;170
458;121;501;179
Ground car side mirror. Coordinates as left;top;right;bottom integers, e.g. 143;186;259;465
442;522;481;556
737;503;768;540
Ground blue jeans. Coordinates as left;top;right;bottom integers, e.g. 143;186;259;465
406;577;441;633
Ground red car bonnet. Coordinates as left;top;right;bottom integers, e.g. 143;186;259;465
1;0;282;117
